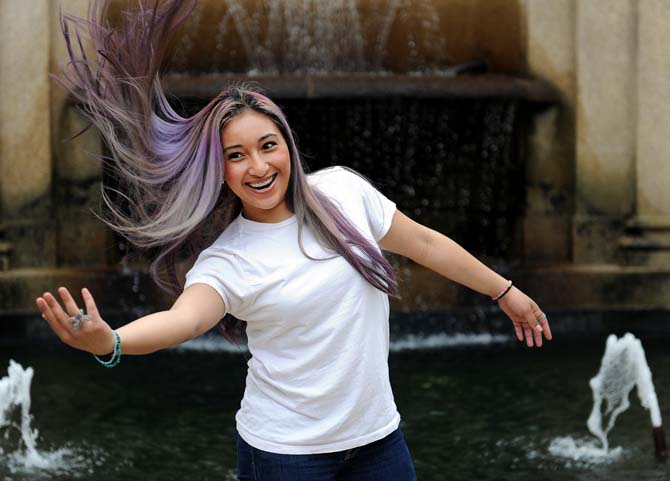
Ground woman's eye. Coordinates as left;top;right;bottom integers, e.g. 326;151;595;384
262;141;277;150
228;152;243;161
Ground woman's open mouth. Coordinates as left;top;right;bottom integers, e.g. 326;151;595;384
246;174;277;192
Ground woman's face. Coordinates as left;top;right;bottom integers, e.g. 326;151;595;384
221;109;292;223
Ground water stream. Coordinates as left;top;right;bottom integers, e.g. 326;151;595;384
0;361;83;478
546;333;665;466
169;0;446;74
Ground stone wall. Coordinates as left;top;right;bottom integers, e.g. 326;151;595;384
523;0;670;271
1;0;670;318
0;0;54;268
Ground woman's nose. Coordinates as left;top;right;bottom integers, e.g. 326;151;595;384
248;153;269;176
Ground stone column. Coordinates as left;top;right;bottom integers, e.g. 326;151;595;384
574;0;637;263
620;0;670;265
0;0;55;268
50;0;108;268
522;0;575;263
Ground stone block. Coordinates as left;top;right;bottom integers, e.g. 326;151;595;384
523;214;571;262
620;215;670;267
3;219;57;269
575;0;636;218
636;0;670;218
573;214;625;264
0;0;51;215
57;218;110;268
56;106;103;182
524;0;575;100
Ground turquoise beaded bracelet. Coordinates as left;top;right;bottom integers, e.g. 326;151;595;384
94;330;122;368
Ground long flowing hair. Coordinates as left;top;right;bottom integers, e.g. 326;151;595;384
55;0;398;339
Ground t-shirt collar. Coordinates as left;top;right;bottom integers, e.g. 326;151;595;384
236;211;297;232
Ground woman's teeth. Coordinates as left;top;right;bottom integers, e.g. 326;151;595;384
247;174;276;190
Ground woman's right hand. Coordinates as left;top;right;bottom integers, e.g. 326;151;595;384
36;287;115;356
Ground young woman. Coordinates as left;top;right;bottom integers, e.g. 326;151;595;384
37;1;552;479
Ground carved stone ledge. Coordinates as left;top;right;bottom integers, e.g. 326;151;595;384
620;216;670;266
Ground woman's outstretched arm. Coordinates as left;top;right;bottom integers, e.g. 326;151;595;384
35;284;225;356
379;210;552;347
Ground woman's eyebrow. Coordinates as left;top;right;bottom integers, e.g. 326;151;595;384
223;133;278;152
259;133;278;141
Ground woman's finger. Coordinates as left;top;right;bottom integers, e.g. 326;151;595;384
81;288;100;320
523;325;534;347
533;322;543;347
58;286;81;317
532;302;552;342
526;311;542;348
513;321;524;342
541;317;553;341
36;297;65;337
43;292;73;332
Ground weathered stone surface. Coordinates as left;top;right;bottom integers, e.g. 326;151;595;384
0;0;51;216
523;106;573;262
57;218;110;268
3;220;57;269
619;0;670;266
522;1;575;262
50;0;91;151
574;0;636;263
524;0;575;99
3;0;670;326
0;268;174;319
576;0;636;216
55;106;103;182
637;0;670;218
573;214;625;264
388;262;670;310
523;214;572;263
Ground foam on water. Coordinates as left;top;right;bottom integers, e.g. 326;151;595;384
175;337;249;353
546;436;624;465
389;332;510;351
173;332;511;353
6;446;74;474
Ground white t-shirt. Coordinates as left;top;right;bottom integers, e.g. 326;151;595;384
184;166;400;454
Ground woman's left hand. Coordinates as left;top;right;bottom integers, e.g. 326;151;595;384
497;287;552;347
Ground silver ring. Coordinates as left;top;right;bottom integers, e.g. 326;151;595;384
537;313;547;323
68;308;92;332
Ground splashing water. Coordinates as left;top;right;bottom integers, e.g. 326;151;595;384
539;333;663;466
546;436;624;465
0;360;88;477
0;360;43;464
587;333;663;453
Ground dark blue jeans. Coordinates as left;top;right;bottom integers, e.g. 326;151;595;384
236;428;417;481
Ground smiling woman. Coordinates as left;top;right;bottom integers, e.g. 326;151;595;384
38;1;552;480
221;110;292;223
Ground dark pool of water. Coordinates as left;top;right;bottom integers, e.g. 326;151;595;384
1;338;669;481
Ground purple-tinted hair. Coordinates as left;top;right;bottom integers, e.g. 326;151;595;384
55;0;398;340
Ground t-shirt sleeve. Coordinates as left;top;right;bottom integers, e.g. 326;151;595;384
183;249;249;317
311;167;397;242
348;170;397;241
